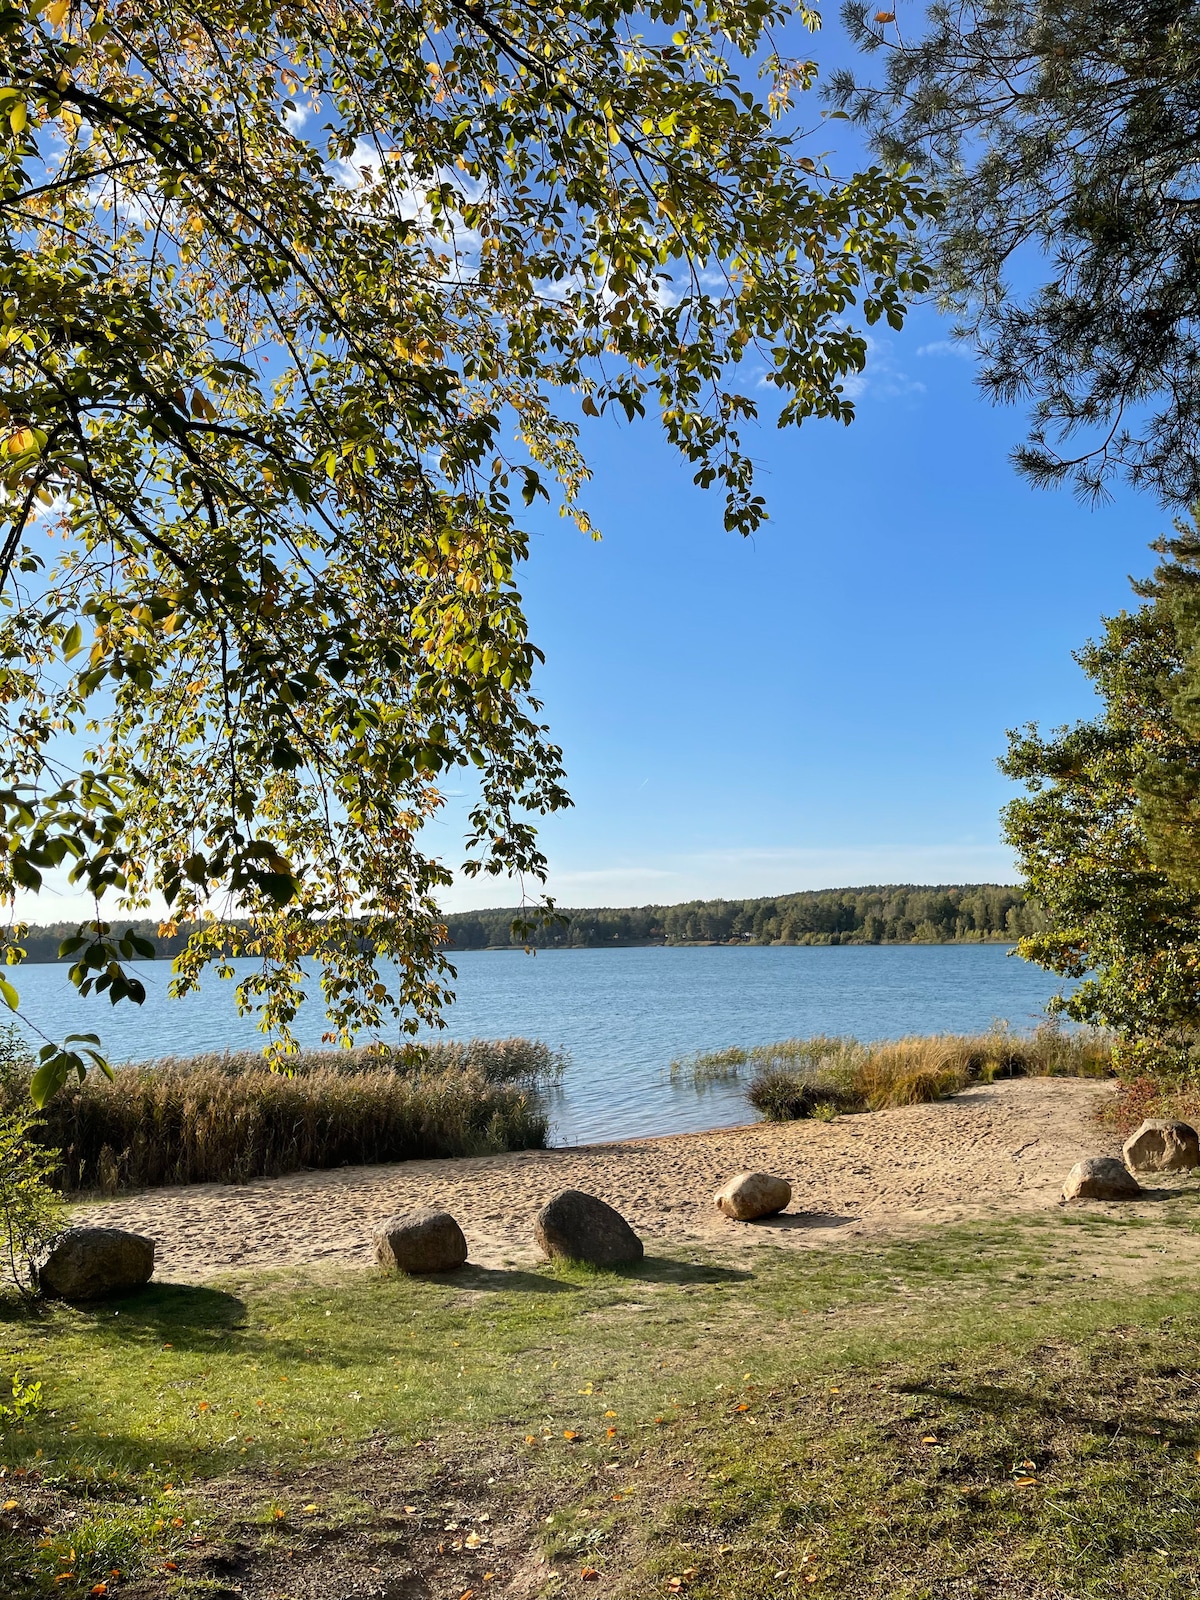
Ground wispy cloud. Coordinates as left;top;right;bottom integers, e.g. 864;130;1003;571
839;332;925;402
437;842;1018;911
916;339;974;361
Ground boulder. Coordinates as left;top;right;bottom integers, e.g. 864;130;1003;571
375;1210;468;1274
1122;1119;1200;1174
534;1189;643;1268
713;1171;792;1221
37;1227;155;1301
1061;1156;1143;1201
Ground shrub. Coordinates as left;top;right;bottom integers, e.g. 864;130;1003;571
0;1108;64;1294
747;1068;861;1122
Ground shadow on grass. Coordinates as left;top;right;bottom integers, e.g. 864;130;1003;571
34;1282;249;1349
627;1256;752;1285
897;1377;1200;1449
450;1265;581;1294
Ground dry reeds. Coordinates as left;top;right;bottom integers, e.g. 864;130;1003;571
1;1037;559;1193
740;1024;1114;1122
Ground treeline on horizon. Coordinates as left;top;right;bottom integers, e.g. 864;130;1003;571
445;884;1041;950
5;885;1041;964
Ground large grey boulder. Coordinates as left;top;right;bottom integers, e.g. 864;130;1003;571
1122;1119;1200;1174
1062;1157;1143;1201
376;1210;468;1274
534;1189;643;1268
713;1171;792;1221
37;1227;155;1300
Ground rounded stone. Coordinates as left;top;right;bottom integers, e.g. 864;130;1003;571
713;1171;792;1221
534;1189;643;1267
1061;1156;1143;1201
37;1227;155;1301
1122;1119;1200;1174
375;1210;468;1274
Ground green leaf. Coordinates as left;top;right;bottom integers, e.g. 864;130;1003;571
0;975;18;1012
30;1057;68;1109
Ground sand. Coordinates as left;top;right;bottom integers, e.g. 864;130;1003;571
74;1076;1125;1282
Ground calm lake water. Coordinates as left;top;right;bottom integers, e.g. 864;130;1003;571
10;944;1072;1145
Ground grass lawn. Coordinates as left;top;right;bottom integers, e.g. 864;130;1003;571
3;1198;1200;1598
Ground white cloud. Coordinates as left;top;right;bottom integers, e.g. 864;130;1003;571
839;332;925;402
435;842;1018;911
916;339;974;361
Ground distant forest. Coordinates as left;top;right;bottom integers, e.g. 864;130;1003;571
6;885;1040;963
444;884;1039;950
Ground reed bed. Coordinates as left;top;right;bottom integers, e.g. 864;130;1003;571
0;1033;559;1193
676;1025;1115;1123
139;1035;567;1086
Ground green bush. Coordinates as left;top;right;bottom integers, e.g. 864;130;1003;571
0;1106;64;1294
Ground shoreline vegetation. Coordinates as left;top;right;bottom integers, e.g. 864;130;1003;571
3;1036;564;1195
4;884;1038;964
15;1024;1119;1197
672;1027;1114;1122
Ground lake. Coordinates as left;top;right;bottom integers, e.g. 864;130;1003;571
9;943;1072;1145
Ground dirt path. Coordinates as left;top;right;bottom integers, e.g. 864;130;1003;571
74;1077;1128;1281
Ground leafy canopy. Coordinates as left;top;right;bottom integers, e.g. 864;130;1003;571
1001;525;1200;1074
832;0;1200;505
0;0;933;1087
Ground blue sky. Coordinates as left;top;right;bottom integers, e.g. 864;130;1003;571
425;15;1169;913
435;322;1160;911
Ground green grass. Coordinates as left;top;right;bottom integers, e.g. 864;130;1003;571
4;1203;1200;1596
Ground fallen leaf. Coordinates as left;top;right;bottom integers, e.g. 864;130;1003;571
465;1532;482;1548
606;1428;617;1437
829;1388;840;1394
483;1573;496;1582
921;1436;938;1444
90;1587;107;1597
2;1499;18;1511
460;1591;475;1600
303;1504;319;1514
53;1577;74;1587
563;1430;578;1441
604;1410;617;1418
405;1506;417;1514
581;1567;601;1581
162;1562;178;1572
1012;1477;1039;1488
525;1435;537;1445
734;1404;749;1413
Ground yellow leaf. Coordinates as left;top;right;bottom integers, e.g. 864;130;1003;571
47;0;69;22
9;102;27;135
563;1430;578;1441
604;1410;617;1418
1013;1477;1039;1487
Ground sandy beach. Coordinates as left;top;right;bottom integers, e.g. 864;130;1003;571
73;1076;1125;1281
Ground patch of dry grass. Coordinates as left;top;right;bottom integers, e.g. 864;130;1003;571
734;1025;1114;1122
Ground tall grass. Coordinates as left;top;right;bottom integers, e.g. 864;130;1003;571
140;1035;567;1085
713;1025;1116;1122
0;1032;561;1193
